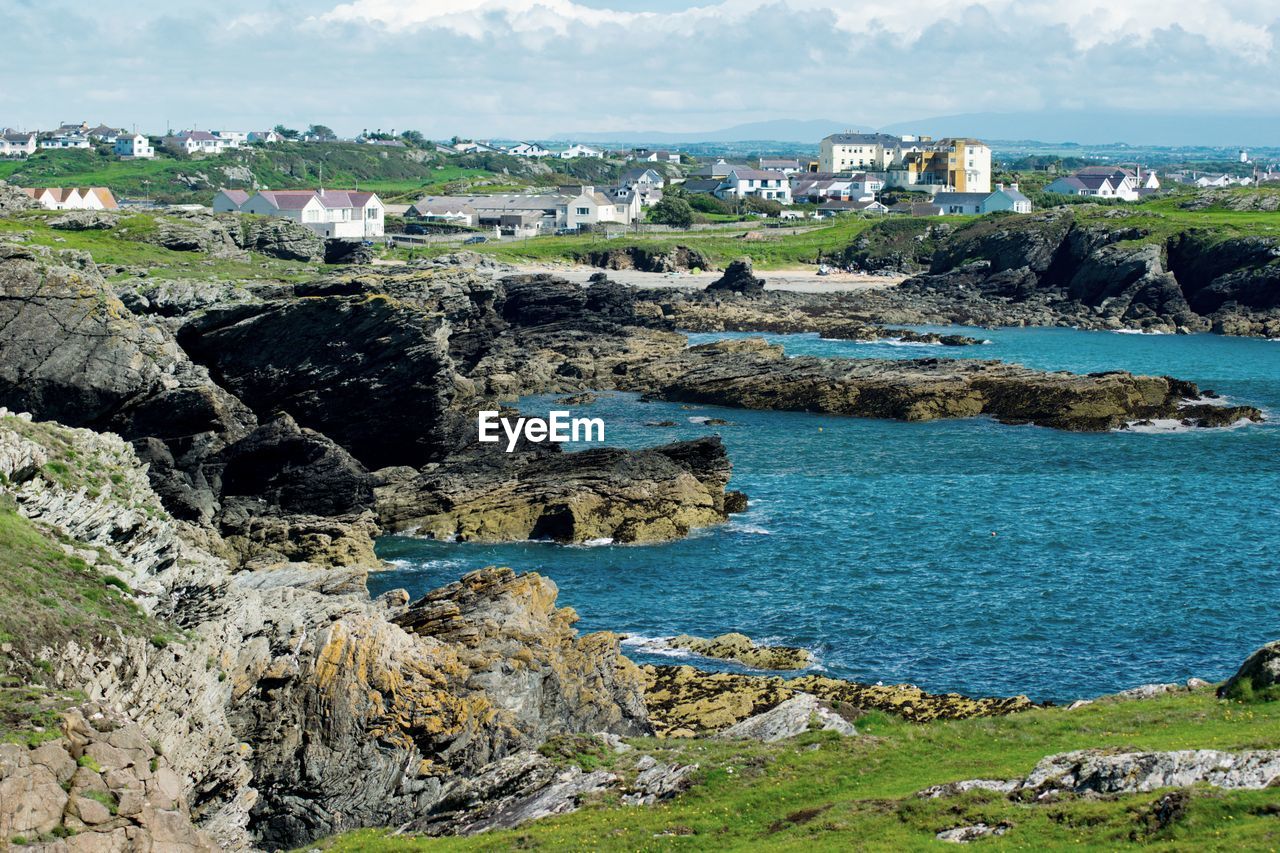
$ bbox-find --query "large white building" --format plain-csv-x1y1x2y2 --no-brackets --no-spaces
165,130,240,155
214,188,384,239
0,132,37,157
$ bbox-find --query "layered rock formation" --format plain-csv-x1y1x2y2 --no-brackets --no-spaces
0,413,651,849
641,665,1035,737
667,632,815,670
622,338,1261,432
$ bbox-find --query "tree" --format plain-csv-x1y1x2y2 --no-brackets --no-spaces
273,124,300,140
307,124,336,141
650,196,695,229
401,129,427,148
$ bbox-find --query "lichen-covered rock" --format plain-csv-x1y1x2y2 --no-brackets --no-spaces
641,664,1033,737
705,257,765,296
375,437,738,544
668,632,814,670
1218,640,1280,701
716,693,856,741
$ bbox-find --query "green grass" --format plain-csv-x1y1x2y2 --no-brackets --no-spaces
0,210,318,282
0,503,154,745
307,690,1280,851
442,215,930,270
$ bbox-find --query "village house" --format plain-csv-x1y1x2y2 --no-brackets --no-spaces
689,158,750,179
819,133,918,172
405,199,479,227
559,144,605,159
408,186,638,236
931,191,989,215
165,130,239,155
215,188,384,239
508,142,553,158
87,125,123,143
630,149,680,163
1044,167,1159,201
113,134,154,159
714,169,793,204
886,139,992,193
214,131,250,145
888,201,944,217
678,179,723,196
452,140,500,154
40,134,91,150
759,158,803,175
817,199,889,217
615,167,665,207
21,187,118,211
248,130,283,144
0,132,37,157
982,184,1032,213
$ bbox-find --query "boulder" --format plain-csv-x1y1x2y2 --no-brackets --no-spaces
668,632,814,670
1218,640,1280,701
716,693,856,742
706,257,765,296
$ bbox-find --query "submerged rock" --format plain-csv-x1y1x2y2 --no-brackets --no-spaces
668,632,814,670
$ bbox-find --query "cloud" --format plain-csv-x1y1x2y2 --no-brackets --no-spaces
3,0,1279,141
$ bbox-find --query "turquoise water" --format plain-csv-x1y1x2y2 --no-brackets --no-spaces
374,327,1280,703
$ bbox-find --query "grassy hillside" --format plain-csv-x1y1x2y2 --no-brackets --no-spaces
0,143,630,205
310,688,1280,851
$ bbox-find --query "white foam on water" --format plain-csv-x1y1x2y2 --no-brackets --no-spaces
619,635,697,661
570,537,615,548
1112,328,1168,335
729,522,772,535
687,416,710,423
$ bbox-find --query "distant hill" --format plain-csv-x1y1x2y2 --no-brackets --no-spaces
880,111,1280,148
558,119,861,145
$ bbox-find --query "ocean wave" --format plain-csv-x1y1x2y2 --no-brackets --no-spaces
729,522,772,535
1112,328,1168,335
687,416,710,423
567,537,615,548
1118,416,1259,434
619,634,698,661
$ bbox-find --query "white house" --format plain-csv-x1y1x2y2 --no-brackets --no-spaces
406,199,478,227
215,131,249,145
165,130,239,155
615,167,665,207
932,192,989,215
247,130,283,144
1044,167,1158,201
113,134,154,159
981,184,1032,214
560,144,604,159
630,149,680,163
714,169,793,204
0,132,37,157
452,140,500,154
219,188,384,239
87,125,122,143
20,187,118,211
41,134,91,150
508,142,553,158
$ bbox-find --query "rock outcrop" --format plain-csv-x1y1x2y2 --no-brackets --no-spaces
0,414,652,849
641,664,1034,737
0,180,38,213
1218,640,1280,701
375,437,740,544
715,693,857,741
705,257,765,296
586,245,712,273
668,632,814,670
921,748,1280,800
623,338,1261,432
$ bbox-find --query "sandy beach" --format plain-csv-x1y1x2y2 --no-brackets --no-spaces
511,264,905,293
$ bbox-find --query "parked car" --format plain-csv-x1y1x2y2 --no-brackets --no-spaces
464,236,488,245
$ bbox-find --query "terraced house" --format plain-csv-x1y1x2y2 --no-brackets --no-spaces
214,188,385,239
714,169,793,204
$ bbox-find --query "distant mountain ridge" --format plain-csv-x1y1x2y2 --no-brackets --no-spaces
557,112,1280,148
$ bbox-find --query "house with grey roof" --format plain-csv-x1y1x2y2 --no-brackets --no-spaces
217,188,384,238
0,132,37,157
714,169,793,205
930,192,989,215
981,184,1032,214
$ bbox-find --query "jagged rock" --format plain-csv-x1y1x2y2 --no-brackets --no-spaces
1112,682,1183,700
1219,640,1280,700
922,748,1280,803
239,216,323,261
324,238,375,264
716,693,856,742
49,210,118,231
623,337,1252,432
668,632,814,670
586,245,711,273
621,755,699,805
641,664,1033,737
0,180,38,213
937,824,1008,843
706,257,765,296
420,751,618,836
374,438,736,544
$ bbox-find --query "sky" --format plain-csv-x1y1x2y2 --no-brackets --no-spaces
4,0,1279,144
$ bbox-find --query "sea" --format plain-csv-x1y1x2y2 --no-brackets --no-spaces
372,326,1280,703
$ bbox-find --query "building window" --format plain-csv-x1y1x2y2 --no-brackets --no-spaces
576,207,590,215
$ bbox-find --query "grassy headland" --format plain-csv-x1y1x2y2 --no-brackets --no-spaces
309,689,1280,851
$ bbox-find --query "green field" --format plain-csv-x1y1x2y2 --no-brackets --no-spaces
309,689,1280,851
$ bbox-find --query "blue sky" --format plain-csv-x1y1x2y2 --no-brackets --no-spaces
4,0,1278,142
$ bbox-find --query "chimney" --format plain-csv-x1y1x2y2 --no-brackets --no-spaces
1011,182,1019,191
996,182,1004,191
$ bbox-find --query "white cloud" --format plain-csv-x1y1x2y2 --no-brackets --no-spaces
319,0,646,36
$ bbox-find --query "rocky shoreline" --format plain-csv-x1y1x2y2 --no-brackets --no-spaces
2,227,1276,848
